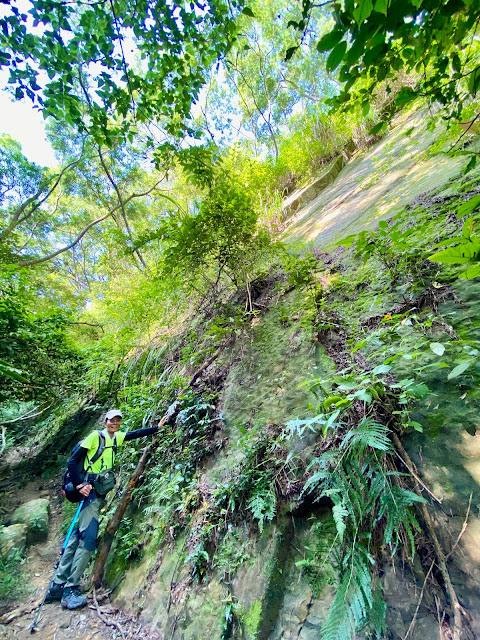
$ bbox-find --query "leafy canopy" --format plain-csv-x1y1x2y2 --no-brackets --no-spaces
0,0,247,145
137,169,271,291
290,0,480,122
0,267,81,402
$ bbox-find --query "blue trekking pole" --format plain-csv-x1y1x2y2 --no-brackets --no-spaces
30,500,85,633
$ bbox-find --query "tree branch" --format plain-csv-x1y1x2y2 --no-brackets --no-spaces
15,212,112,267
97,148,147,269
0,156,84,243
14,180,164,267
233,61,279,158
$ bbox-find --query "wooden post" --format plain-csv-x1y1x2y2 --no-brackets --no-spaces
90,344,227,586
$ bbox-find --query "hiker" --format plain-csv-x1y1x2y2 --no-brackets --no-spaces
46,409,160,610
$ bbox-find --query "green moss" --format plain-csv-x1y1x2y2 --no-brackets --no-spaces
299,518,337,598
222,289,334,440
240,600,262,639
0,550,26,601
213,527,251,580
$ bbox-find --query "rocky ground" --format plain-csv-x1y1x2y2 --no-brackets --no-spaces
0,474,160,640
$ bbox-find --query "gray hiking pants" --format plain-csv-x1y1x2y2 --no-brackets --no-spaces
54,491,105,588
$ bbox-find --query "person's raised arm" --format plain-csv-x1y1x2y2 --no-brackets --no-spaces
123,425,159,441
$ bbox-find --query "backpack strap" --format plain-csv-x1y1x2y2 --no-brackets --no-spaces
85,431,118,471
86,431,106,469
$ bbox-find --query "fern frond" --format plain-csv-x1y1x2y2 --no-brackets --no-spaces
342,418,392,453
248,490,276,533
368,583,386,638
322,542,373,640
379,485,424,553
303,408,423,640
321,572,353,640
303,469,329,495
332,502,349,542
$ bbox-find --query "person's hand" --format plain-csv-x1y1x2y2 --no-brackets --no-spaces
76,483,92,497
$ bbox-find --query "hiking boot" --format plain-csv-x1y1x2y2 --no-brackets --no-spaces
61,586,87,610
45,581,65,602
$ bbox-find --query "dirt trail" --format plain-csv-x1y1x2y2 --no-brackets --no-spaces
0,476,159,640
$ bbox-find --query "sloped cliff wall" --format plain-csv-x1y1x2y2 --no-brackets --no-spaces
108,110,480,640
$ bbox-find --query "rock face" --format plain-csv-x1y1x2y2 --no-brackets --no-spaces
11,498,50,544
108,109,480,639
0,523,27,559
282,155,345,219
283,108,468,248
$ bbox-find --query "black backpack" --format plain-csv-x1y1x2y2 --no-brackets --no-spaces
62,431,118,502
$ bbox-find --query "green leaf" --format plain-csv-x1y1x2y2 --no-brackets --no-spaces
395,86,416,107
324,409,341,434
468,66,480,95
353,388,372,403
409,383,430,399
429,342,445,356
369,121,387,136
334,375,358,390
316,29,344,53
429,241,480,264
0,361,29,383
429,236,467,250
460,263,480,279
326,41,347,72
465,155,477,174
374,0,388,14
241,6,255,17
323,395,343,409
406,420,423,432
457,194,480,218
371,364,391,375
336,234,357,249
353,0,374,25
447,362,471,380
332,502,348,542
463,218,475,239
285,46,299,61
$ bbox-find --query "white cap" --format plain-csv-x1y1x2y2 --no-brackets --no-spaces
105,409,123,420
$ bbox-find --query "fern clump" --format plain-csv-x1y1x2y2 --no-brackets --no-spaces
291,393,426,639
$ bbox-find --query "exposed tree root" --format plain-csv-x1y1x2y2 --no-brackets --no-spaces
403,559,436,640
0,600,41,624
92,588,126,640
393,433,465,640
446,494,472,562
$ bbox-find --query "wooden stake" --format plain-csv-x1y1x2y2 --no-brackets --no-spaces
90,343,227,586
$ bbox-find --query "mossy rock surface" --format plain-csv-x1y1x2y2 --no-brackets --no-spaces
221,289,333,438
11,498,50,544
108,104,480,640
284,108,469,249
0,523,27,559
